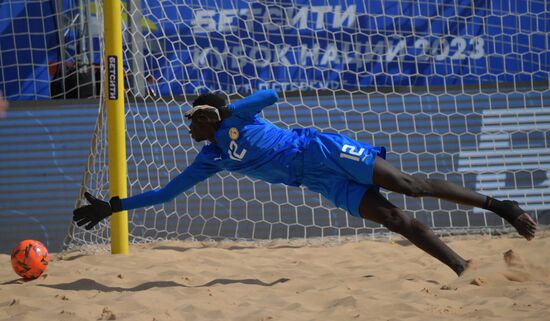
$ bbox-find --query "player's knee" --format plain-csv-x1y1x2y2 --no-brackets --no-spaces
409,217,430,234
396,175,429,197
382,208,410,232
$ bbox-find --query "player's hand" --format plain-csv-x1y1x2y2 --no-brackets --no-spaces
73,192,121,230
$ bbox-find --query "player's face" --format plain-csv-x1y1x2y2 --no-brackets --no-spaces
189,120,216,142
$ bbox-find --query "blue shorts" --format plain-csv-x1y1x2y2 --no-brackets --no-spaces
297,133,386,217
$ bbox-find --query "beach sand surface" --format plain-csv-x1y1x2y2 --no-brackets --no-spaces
1,231,549,321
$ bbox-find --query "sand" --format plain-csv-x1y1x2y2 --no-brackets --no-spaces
1,231,549,321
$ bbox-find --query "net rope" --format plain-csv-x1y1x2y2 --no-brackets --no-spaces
64,0,549,249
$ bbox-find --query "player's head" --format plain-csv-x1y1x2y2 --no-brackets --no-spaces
193,92,226,109
186,93,227,142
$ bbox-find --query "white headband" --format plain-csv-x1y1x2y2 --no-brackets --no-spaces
184,105,221,121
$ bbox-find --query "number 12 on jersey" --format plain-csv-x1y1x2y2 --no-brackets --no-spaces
340,144,365,162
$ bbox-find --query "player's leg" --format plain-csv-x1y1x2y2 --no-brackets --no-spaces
359,188,472,276
372,156,537,240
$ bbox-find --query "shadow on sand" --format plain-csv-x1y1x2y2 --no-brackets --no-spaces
37,277,290,292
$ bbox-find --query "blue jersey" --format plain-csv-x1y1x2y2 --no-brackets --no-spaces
121,89,386,216
121,90,316,210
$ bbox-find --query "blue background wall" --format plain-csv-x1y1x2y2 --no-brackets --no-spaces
0,100,97,253
3,89,548,253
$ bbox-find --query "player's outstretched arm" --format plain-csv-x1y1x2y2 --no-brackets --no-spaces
73,152,221,229
229,89,279,118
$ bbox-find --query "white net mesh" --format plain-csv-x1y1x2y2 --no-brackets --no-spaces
64,0,549,249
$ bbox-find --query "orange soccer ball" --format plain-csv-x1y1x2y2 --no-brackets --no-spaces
10,240,49,279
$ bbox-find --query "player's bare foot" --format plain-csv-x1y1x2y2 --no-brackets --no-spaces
513,213,537,240
499,201,537,240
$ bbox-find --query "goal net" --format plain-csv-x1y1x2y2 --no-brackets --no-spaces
64,0,549,248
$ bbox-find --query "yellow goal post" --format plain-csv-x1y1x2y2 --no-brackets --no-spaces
104,0,128,254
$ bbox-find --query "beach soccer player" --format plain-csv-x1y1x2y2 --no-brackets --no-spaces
73,89,537,276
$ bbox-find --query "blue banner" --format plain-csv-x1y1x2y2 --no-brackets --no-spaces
0,0,548,99
133,0,548,96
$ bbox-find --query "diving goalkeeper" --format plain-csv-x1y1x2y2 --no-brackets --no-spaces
73,89,537,276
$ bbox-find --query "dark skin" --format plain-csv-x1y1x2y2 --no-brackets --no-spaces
190,107,537,276
189,119,218,143
361,156,537,276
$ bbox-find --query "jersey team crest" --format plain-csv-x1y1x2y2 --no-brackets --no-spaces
229,127,239,140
